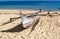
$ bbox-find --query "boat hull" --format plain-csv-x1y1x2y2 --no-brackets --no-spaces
22,16,40,28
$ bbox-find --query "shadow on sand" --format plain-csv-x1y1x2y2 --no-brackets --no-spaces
1,23,25,32
1,18,40,33
27,18,40,35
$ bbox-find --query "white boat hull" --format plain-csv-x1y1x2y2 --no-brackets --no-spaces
21,13,40,28
23,16,40,28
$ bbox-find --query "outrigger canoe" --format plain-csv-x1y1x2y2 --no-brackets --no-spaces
0,12,40,31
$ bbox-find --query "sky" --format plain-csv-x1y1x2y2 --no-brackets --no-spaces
0,0,60,1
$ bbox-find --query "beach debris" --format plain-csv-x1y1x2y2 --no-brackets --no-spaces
20,11,40,28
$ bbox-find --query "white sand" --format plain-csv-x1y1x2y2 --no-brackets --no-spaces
0,9,60,39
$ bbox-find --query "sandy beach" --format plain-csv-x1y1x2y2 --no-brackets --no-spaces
0,9,60,39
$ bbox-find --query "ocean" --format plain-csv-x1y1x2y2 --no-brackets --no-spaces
0,1,60,10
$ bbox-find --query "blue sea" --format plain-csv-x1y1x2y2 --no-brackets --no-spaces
0,1,60,10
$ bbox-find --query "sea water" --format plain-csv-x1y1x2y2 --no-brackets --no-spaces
0,1,60,10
